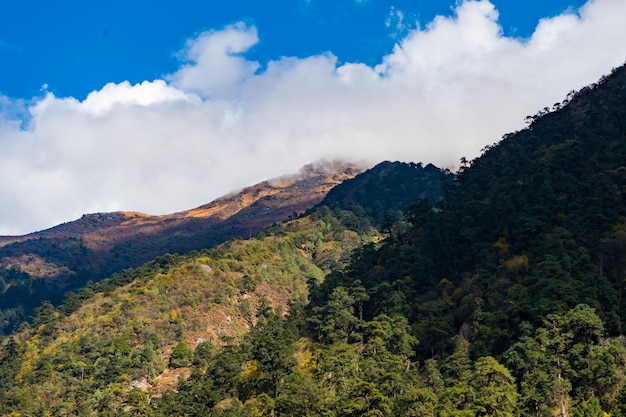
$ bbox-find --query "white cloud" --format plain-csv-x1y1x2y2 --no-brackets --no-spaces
167,22,260,98
78,80,195,115
1,0,626,235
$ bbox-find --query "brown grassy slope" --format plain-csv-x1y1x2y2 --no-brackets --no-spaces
0,161,364,289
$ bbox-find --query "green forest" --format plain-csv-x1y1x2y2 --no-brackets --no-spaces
1,64,626,416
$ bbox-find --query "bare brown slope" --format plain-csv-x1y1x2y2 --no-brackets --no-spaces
0,161,363,290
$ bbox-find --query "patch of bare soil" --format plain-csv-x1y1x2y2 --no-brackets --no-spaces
151,367,192,397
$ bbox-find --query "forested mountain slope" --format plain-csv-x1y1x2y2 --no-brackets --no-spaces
306,64,626,415
315,161,452,229
0,159,452,415
0,207,378,415
1,65,626,416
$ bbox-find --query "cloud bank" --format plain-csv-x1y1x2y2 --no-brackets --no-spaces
1,0,626,235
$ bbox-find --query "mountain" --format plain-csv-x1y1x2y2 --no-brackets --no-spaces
0,208,374,414
315,161,452,229
0,159,452,415
299,64,626,415
3,65,626,417
0,159,451,335
320,64,626,356
0,161,363,332
0,161,364,281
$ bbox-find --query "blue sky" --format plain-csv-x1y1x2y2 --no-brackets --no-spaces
0,0,587,99
0,0,625,235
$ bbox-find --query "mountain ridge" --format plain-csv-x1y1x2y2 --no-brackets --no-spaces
0,160,365,333
0,160,364,242
0,161,364,261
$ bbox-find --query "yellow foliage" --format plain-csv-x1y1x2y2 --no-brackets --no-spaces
16,337,41,382
42,332,76,356
293,338,316,373
240,360,263,381
170,309,177,322
42,343,59,357
214,397,240,412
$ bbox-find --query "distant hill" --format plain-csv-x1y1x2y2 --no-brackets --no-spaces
0,161,363,332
